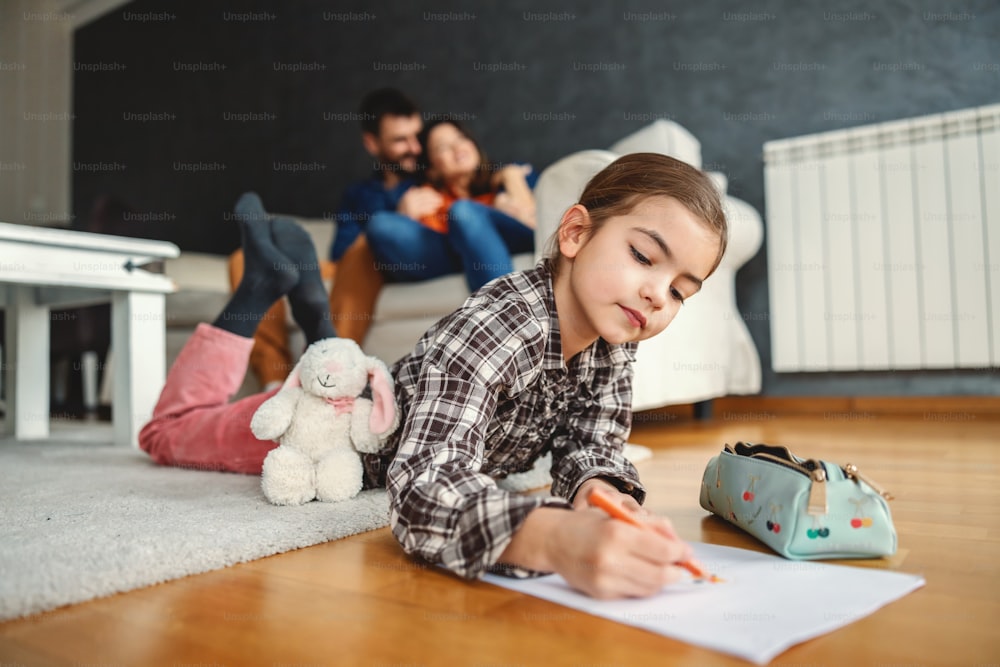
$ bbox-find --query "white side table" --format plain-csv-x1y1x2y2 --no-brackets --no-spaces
0,222,180,447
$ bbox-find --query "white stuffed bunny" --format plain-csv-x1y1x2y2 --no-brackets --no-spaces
250,337,400,505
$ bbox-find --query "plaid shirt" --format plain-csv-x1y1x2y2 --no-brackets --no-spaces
363,261,645,580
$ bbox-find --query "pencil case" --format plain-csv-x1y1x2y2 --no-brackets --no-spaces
698,442,897,560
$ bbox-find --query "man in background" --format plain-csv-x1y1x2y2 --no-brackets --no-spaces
229,88,440,390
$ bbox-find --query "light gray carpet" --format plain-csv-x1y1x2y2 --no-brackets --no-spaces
0,434,651,621
0,440,390,621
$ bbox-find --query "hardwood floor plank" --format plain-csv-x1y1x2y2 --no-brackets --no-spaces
2,412,999,666
0,637,58,666
712,394,1000,417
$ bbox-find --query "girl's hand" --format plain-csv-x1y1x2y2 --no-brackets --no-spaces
573,477,682,542
500,493,694,599
573,477,636,511
545,505,693,599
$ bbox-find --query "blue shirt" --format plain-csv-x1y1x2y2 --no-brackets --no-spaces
330,175,414,261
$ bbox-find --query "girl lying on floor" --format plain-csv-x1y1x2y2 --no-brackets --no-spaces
140,153,728,599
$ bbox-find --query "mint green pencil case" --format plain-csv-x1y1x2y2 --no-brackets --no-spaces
699,442,897,560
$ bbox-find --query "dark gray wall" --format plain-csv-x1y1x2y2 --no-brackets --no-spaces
73,0,1000,396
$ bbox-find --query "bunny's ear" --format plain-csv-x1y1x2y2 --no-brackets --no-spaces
279,358,302,391
366,356,397,435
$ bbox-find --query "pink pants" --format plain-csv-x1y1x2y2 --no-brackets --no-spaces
139,323,280,474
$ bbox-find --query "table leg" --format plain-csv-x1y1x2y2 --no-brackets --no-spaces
111,291,166,447
5,286,50,439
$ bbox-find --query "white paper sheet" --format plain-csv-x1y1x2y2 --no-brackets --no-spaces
484,542,925,664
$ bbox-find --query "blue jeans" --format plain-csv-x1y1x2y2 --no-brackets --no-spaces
366,200,535,291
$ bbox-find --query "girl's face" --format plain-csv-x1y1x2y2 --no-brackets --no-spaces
555,196,721,351
425,123,481,182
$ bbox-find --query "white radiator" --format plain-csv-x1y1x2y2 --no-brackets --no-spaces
763,103,1000,372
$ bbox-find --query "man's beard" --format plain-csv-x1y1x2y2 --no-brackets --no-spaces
375,153,418,175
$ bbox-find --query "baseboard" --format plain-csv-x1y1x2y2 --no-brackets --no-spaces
635,395,1000,422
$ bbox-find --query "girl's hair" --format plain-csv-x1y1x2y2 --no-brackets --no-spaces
416,119,496,196
545,152,728,277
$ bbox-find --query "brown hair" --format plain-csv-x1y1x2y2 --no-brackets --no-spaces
359,88,419,136
416,119,496,196
546,152,728,277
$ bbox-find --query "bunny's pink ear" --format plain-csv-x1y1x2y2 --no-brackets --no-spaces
366,358,396,435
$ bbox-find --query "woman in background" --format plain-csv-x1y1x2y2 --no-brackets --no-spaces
364,118,537,291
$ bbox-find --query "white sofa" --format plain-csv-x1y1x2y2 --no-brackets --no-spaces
162,221,534,398
162,120,762,407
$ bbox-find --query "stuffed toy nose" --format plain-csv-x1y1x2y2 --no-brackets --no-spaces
323,360,343,375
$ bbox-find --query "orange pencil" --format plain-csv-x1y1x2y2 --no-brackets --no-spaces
587,486,722,583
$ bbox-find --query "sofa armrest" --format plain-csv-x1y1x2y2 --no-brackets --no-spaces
163,253,230,327
609,119,703,169
533,150,619,263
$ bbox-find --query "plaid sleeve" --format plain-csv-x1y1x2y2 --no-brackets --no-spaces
549,361,646,505
386,304,572,580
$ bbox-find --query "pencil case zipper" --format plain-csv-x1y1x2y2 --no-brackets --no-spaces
724,442,893,516
843,463,894,501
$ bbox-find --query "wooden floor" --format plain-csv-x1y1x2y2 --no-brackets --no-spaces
1,409,998,666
